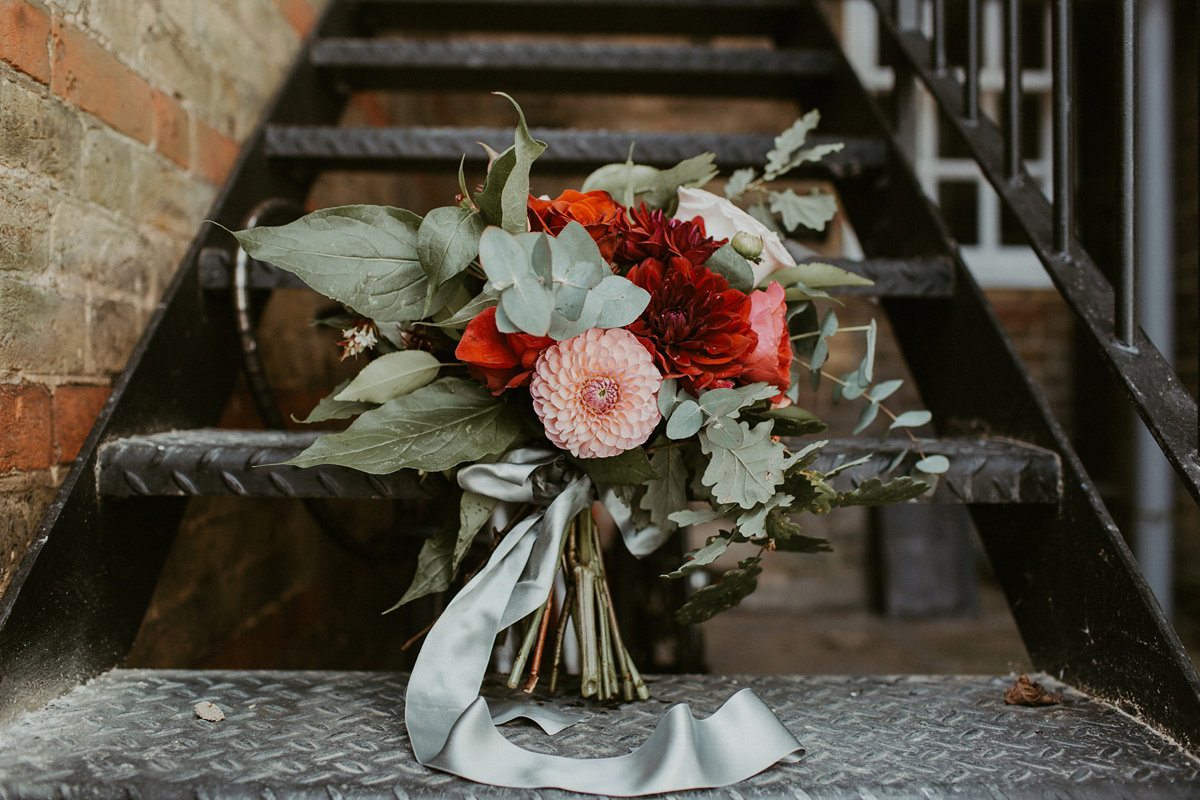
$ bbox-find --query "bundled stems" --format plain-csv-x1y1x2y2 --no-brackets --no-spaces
506,507,648,703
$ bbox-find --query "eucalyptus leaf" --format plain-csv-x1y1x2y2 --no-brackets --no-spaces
293,378,377,424
549,274,649,339
702,244,756,292
666,399,704,439
663,534,733,579
852,400,880,434
769,188,839,232
230,205,434,324
478,226,553,336
915,454,950,474
418,206,485,312
657,378,682,419
733,383,779,405
674,557,763,625
860,318,877,383
834,476,930,507
570,447,659,485
867,379,904,402
285,377,521,473
640,446,689,531
768,262,874,290
548,221,608,321
889,410,933,430
697,388,749,418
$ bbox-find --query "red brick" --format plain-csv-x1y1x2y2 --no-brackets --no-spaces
52,385,110,463
193,117,239,185
50,16,153,144
272,0,316,37
151,89,190,169
0,384,53,471
0,0,50,83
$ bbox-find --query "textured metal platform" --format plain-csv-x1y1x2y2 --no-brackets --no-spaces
263,127,886,175
0,671,1196,799
95,432,1059,503
310,40,838,95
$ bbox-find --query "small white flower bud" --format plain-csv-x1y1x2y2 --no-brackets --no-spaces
731,231,764,260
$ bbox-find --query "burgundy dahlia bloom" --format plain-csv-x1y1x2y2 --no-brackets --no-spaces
616,205,725,269
625,257,757,394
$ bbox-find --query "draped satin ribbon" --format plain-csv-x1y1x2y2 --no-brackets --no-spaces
405,447,804,795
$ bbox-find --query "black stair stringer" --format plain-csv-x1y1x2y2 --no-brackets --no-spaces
797,5,1200,753
0,4,362,727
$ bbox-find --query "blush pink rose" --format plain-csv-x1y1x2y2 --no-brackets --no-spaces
740,281,791,393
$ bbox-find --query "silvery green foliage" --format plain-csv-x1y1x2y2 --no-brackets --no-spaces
478,222,649,340
417,206,486,313
292,378,376,424
473,92,546,234
334,350,441,404
674,557,764,625
581,152,718,212
768,188,839,233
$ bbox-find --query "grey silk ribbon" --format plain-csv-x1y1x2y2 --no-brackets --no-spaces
406,447,804,795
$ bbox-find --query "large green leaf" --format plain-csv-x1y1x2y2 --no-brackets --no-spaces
425,285,501,329
387,524,457,611
581,161,661,201
699,421,790,509
674,557,763,625
640,446,688,530
231,205,435,323
768,262,874,290
334,350,441,404
286,377,521,473
417,206,485,312
292,378,376,424
498,93,547,233
475,146,517,228
570,446,659,485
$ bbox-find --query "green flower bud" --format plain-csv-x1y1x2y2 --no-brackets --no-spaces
731,231,763,260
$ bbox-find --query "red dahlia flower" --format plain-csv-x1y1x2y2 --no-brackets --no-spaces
527,190,626,262
455,307,554,395
616,205,725,269
626,258,757,394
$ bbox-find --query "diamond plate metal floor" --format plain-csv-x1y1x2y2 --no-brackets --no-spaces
0,671,1196,799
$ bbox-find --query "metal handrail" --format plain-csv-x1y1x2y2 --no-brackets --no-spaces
870,0,1200,511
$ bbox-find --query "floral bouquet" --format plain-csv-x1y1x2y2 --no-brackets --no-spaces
229,95,939,794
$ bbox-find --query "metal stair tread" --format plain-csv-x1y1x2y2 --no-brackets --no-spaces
96,430,1060,503
310,39,838,95
263,125,886,173
352,0,808,36
1,670,1195,799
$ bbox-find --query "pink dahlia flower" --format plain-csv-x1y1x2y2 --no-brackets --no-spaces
529,328,663,459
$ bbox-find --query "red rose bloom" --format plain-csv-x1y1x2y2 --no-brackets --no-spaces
741,281,792,395
527,190,626,262
616,205,725,269
455,306,553,395
626,258,757,394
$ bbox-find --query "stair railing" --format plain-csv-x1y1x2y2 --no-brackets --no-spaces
877,0,1199,508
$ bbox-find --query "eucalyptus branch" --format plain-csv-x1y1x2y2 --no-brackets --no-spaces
793,357,927,459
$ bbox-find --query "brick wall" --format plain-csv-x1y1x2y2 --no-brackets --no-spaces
0,0,321,594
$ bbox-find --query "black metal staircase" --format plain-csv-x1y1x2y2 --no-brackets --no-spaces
2,0,1198,797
